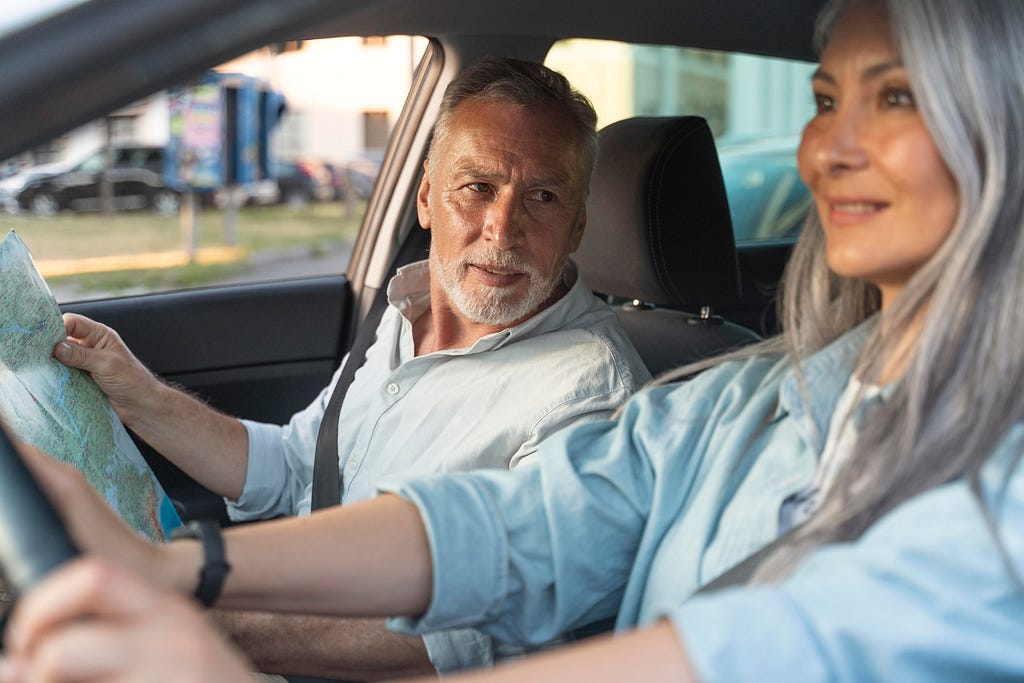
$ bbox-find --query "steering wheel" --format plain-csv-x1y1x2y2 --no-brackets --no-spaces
0,425,79,599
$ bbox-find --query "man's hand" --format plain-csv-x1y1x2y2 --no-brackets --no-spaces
0,559,252,683
52,313,250,501
53,313,162,427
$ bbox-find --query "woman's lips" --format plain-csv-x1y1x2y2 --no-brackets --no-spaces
826,198,890,226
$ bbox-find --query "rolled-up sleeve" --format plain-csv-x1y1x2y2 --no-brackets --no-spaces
226,419,292,521
383,472,514,633
673,445,1024,682
227,363,345,520
420,628,498,673
382,410,660,646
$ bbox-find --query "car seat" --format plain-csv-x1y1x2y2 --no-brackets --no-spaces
575,116,761,377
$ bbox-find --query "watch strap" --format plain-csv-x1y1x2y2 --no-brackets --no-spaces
172,519,231,607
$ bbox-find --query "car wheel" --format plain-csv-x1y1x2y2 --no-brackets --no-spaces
29,192,59,217
151,189,181,216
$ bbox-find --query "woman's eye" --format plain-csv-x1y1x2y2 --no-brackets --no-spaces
883,87,915,108
813,92,835,114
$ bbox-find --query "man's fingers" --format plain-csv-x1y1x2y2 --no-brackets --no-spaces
60,313,106,346
51,339,89,370
56,314,123,369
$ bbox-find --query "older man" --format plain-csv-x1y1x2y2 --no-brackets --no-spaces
54,56,649,679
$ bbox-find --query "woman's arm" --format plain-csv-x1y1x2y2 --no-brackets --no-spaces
0,559,696,683
18,444,435,619
429,621,696,683
212,495,433,616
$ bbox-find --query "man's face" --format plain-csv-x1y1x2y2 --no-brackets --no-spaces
417,98,588,327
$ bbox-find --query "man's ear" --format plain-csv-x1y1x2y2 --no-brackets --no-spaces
416,159,432,230
568,204,587,252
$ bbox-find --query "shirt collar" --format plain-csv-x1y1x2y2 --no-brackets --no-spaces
777,318,877,454
385,258,594,354
387,259,433,321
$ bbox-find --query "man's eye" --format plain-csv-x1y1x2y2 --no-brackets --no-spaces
882,87,915,109
813,92,835,114
530,189,556,202
468,182,491,193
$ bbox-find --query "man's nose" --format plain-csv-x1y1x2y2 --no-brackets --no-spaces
482,192,524,250
813,105,869,176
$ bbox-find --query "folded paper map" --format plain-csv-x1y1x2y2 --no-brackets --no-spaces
0,230,181,541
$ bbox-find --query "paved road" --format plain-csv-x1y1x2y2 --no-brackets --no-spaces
208,241,355,286
51,241,355,302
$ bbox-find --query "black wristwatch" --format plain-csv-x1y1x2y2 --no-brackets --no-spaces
170,519,231,607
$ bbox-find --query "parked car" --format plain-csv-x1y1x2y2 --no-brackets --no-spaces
272,159,334,207
323,159,379,201
0,160,70,214
718,136,812,243
208,178,280,209
16,145,181,216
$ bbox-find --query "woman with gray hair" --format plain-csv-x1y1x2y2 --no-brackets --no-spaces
2,0,1023,680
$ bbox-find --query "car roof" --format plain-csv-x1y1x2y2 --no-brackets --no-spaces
0,0,825,162
302,0,824,61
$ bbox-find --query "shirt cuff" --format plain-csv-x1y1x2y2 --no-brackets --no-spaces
670,587,829,683
421,628,495,674
225,420,287,521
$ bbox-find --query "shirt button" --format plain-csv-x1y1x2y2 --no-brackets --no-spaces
386,382,400,395
347,460,358,471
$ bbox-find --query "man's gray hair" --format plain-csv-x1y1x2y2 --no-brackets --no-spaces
429,56,599,186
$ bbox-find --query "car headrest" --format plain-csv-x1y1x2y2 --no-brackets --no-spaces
575,116,740,309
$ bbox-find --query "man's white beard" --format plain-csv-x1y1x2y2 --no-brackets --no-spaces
431,246,562,326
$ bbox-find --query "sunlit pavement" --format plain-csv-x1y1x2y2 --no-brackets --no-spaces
43,241,354,302
36,246,248,278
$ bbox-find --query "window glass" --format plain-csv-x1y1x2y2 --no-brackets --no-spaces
4,36,428,302
546,40,816,243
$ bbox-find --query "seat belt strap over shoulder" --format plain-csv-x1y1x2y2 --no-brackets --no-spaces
309,227,430,511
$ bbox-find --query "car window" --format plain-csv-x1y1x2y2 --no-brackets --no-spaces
76,151,106,173
0,0,87,37
3,35,428,302
545,40,816,244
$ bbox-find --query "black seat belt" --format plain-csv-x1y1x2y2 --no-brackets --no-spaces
309,227,430,511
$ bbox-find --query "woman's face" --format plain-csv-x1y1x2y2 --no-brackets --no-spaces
797,0,959,308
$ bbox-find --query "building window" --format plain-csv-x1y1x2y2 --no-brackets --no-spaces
108,115,138,145
362,111,390,151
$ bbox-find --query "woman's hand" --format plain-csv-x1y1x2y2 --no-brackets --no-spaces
16,445,161,579
0,559,252,683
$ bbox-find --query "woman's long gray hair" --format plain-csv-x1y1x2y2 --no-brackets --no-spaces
663,0,1024,582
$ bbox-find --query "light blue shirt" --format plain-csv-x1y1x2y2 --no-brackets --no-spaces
385,322,1024,680
227,258,650,671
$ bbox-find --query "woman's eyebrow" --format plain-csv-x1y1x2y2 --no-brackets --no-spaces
812,59,904,85
862,59,904,80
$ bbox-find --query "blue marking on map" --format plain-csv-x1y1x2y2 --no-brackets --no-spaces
0,322,33,335
52,364,86,448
